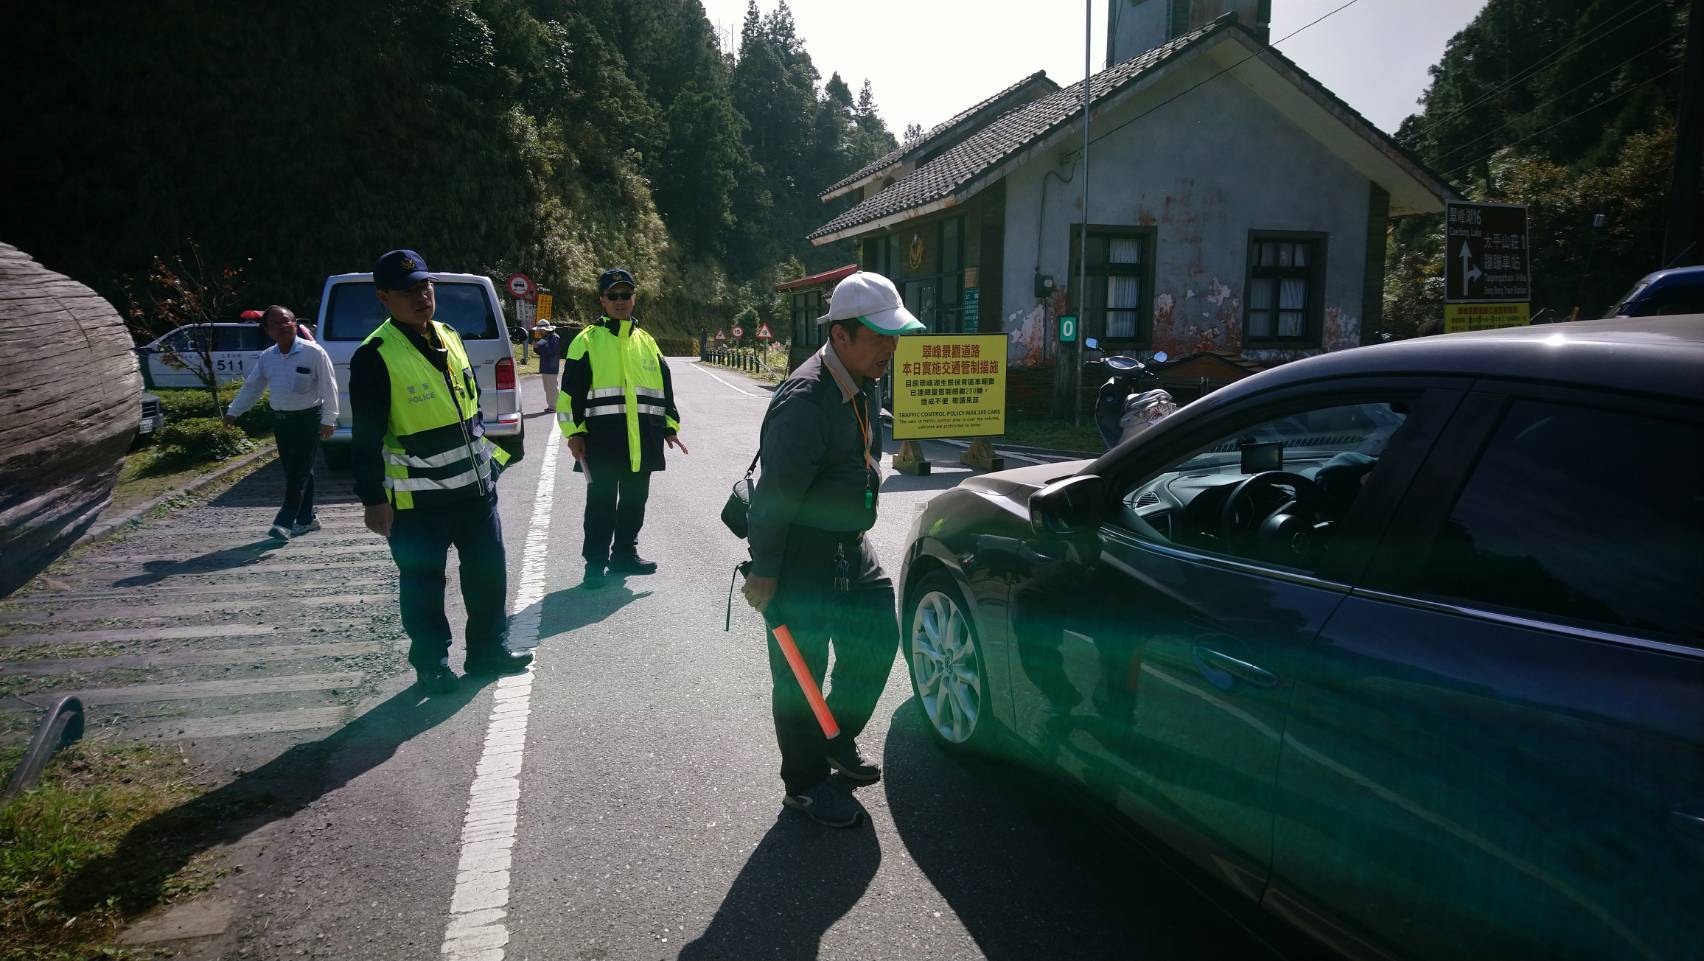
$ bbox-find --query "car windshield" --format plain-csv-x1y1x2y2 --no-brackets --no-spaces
322,281,499,341
1174,401,1407,472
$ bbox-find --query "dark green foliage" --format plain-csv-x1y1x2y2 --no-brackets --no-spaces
0,0,898,341
152,419,256,471
1382,0,1691,333
652,336,701,357
153,387,273,438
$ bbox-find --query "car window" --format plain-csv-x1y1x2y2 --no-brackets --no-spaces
1116,400,1410,571
165,326,212,353
215,325,265,351
1625,278,1704,317
1413,400,1704,643
322,281,499,341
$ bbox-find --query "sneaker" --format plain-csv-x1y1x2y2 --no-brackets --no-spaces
607,554,658,575
267,524,292,541
583,562,606,589
782,780,864,828
291,517,321,536
414,662,458,695
825,740,881,785
463,648,533,675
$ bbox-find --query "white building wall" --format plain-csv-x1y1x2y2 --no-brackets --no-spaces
1000,75,1372,367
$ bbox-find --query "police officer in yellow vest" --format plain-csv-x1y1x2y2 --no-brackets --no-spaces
352,249,533,693
558,268,687,588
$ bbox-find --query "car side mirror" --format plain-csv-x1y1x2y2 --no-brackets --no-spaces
1029,475,1106,536
1084,337,1100,350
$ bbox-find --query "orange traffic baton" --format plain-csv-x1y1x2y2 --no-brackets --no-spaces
771,624,840,740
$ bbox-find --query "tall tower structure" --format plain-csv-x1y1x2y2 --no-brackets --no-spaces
1108,0,1271,65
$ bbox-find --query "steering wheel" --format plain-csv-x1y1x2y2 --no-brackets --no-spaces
1217,471,1324,543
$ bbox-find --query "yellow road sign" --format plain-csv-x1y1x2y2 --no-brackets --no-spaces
1444,302,1528,333
535,292,554,321
892,334,1008,440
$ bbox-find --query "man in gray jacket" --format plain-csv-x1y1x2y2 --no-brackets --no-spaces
742,271,923,828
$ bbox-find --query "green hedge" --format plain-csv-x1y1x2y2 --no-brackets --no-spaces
152,387,273,438
151,418,256,470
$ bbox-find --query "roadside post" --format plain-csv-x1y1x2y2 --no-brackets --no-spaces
508,272,537,361
1444,201,1531,333
891,333,1009,475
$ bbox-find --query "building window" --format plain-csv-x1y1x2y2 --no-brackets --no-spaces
1245,232,1326,345
1069,227,1156,344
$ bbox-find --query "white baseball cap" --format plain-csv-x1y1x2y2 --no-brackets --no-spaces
817,271,926,334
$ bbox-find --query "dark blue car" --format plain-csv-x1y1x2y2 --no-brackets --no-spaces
897,316,1704,961
1605,266,1704,318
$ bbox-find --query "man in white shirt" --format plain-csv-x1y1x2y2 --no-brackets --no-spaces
224,306,339,540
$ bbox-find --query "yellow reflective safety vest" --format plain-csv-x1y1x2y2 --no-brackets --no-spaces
365,318,510,509
557,317,679,472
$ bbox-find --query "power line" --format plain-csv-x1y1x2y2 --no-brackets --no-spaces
1087,0,1372,150
1410,0,1670,137
1438,62,1682,180
1428,33,1680,170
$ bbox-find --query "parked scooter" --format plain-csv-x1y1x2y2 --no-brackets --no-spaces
1083,338,1178,449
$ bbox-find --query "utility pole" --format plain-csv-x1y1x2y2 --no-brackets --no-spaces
1665,0,1703,267
1076,0,1090,424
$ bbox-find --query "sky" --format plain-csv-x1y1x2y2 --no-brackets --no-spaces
696,0,1490,137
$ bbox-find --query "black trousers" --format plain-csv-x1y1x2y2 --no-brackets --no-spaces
583,465,651,564
272,407,321,528
765,529,899,795
388,492,509,669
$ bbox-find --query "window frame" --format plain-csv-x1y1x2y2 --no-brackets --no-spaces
1243,230,1328,347
1068,224,1158,347
1361,381,1704,648
1100,377,1465,584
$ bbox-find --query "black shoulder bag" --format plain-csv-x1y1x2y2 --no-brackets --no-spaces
722,406,771,630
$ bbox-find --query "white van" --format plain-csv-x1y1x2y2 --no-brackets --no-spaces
138,323,267,389
315,272,523,465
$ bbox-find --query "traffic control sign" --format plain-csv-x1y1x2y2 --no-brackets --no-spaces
755,323,772,341
714,330,726,341
506,273,536,302
731,325,745,339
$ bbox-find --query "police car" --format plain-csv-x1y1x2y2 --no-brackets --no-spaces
136,322,267,389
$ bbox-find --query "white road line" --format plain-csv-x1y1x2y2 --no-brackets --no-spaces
687,360,769,398
440,419,559,961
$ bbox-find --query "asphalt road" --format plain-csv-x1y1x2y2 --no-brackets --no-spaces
8,360,1281,960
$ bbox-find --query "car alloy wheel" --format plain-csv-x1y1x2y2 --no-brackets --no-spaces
908,575,986,746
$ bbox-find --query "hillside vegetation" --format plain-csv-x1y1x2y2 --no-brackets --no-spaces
0,0,895,340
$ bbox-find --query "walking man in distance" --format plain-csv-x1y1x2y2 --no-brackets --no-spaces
351,249,533,694
742,271,922,827
224,305,336,541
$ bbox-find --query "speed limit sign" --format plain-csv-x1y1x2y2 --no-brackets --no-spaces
506,272,536,302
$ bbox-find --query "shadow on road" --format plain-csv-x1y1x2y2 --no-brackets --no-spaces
676,813,880,961
508,583,650,652
880,699,1277,961
113,539,286,587
59,679,487,917
879,467,976,495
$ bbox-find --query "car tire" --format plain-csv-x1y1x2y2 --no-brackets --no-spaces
321,444,351,471
904,571,996,753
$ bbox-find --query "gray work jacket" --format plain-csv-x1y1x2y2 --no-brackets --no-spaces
747,344,883,579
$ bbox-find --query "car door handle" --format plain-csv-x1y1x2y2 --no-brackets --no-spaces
1192,645,1278,690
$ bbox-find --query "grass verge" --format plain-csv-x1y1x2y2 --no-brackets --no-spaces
995,414,1102,455
0,739,225,961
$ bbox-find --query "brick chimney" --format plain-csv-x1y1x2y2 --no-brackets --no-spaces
1108,0,1271,66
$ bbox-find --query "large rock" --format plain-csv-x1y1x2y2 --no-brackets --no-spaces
0,242,141,597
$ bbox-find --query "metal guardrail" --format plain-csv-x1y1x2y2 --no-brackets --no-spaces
1,695,85,803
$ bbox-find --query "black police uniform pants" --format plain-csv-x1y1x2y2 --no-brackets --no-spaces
583,465,651,564
765,530,899,795
271,406,322,529
388,492,509,669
